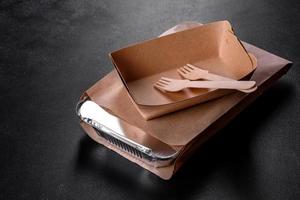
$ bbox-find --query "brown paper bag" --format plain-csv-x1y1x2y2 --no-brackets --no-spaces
79,22,292,179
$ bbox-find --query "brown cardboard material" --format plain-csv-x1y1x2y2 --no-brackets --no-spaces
79,22,292,180
110,21,257,119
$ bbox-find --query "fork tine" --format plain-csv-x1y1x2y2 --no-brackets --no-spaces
187,64,209,73
157,81,168,87
177,69,186,77
179,67,186,73
178,67,189,74
186,63,198,69
161,77,172,82
177,68,184,74
183,66,192,72
178,68,189,76
158,79,169,85
182,67,190,74
185,64,196,70
156,81,167,87
154,83,166,92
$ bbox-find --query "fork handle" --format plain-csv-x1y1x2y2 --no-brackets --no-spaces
203,73,233,81
186,66,254,92
186,80,256,90
195,71,256,93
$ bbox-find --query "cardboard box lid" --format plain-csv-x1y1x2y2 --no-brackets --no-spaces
110,21,257,119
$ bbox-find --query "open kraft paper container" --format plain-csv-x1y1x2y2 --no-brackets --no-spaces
79,21,292,180
110,21,257,120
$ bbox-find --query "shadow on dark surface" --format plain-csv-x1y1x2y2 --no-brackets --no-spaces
74,81,295,199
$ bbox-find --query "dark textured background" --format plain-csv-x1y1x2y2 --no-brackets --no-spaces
1,0,299,199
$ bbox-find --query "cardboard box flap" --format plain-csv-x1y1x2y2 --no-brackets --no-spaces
110,21,256,107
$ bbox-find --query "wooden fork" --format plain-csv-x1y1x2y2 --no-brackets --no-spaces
177,64,211,81
154,77,256,93
177,63,257,93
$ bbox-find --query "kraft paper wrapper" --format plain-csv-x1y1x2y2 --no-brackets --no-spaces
80,22,292,180
110,21,257,120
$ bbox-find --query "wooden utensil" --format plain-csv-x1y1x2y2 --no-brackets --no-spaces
154,77,257,93
177,63,258,93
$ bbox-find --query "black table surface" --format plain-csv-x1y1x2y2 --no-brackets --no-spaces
1,0,299,199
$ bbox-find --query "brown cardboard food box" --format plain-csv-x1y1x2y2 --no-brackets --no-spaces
110,21,257,120
78,22,292,180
